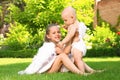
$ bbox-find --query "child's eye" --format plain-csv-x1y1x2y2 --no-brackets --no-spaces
57,31,60,33
64,19,67,22
53,32,55,34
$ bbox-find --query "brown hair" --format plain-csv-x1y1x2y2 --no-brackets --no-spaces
44,24,60,42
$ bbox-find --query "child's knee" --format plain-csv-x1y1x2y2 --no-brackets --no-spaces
59,53,66,59
73,53,83,59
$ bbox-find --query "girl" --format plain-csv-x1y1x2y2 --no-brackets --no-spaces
18,24,85,75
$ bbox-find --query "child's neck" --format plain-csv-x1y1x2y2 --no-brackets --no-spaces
52,41,59,46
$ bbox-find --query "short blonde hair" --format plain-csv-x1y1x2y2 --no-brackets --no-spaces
62,6,76,18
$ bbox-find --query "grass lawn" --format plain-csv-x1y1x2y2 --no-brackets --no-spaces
0,57,120,80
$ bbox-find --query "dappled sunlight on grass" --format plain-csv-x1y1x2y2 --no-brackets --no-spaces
0,58,32,66
84,57,120,62
0,57,120,80
0,57,120,66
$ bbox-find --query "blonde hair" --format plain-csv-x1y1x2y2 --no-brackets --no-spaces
62,6,76,18
44,24,60,42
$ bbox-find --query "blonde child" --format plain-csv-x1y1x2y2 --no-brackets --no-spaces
58,6,101,73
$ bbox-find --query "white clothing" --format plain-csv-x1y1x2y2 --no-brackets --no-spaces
18,42,57,74
71,22,87,56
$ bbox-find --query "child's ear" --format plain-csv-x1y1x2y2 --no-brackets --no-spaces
47,35,50,39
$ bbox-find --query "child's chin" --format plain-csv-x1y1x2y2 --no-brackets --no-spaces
56,40,60,42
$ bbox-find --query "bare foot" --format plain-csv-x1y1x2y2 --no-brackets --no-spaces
83,73,92,76
96,69,105,73
90,69,105,74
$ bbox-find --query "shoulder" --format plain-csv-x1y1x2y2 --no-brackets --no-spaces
69,24,74,28
69,24,77,30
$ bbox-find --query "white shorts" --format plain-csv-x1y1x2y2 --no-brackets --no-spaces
71,40,87,56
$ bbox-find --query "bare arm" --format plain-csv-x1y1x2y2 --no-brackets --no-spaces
56,41,71,55
63,41,71,55
62,25,76,44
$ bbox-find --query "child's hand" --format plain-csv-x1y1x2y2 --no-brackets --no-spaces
57,42,63,49
55,47,63,55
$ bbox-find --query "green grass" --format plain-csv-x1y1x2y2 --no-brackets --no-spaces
0,57,120,80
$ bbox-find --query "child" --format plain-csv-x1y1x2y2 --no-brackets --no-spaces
18,24,85,75
58,6,101,73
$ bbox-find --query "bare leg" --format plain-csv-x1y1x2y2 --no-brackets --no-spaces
48,53,84,75
72,48,85,73
83,60,104,73
71,48,103,74
47,56,62,73
83,62,95,73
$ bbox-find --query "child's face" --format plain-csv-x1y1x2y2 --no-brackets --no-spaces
47,26,61,43
62,13,75,27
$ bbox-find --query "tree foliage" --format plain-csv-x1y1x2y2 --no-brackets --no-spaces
0,6,2,27
70,0,94,26
1,0,95,51
9,0,67,34
8,0,94,34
